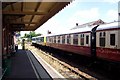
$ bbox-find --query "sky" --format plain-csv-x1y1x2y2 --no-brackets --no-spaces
21,0,120,36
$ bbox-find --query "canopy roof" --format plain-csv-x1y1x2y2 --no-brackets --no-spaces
2,2,71,31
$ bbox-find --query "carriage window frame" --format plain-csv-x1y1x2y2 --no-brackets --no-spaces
110,34,115,46
57,36,60,43
73,34,78,45
103,32,106,36
67,35,70,44
83,34,84,37
99,32,106,47
100,32,102,37
80,34,84,45
40,37,44,42
62,35,65,44
47,37,50,42
49,37,52,43
52,36,54,43
86,35,89,44
54,36,56,43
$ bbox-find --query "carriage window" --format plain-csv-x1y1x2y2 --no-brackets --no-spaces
32,38,35,41
73,34,78,45
86,35,89,44
54,36,56,43
99,32,105,47
100,38,105,47
52,37,54,43
81,34,82,37
36,37,39,42
67,35,70,44
49,37,52,43
58,36,60,43
103,32,106,36
62,35,65,44
40,37,44,42
81,34,84,45
47,37,50,42
100,32,102,37
110,34,115,46
83,34,84,37
49,37,51,42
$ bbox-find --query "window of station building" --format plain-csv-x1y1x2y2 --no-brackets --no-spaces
99,32,106,47
86,35,89,44
62,35,65,44
67,35,70,44
73,34,78,45
110,34,115,46
81,34,84,45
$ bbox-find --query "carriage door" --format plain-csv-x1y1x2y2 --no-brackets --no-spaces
91,25,99,58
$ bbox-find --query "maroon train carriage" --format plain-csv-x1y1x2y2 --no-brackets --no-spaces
95,22,120,63
32,22,120,63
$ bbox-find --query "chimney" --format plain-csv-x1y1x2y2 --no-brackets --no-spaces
76,23,78,26
48,30,51,34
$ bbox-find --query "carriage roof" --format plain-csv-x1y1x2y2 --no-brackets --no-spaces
33,21,119,38
32,35,45,39
97,21,119,30
47,25,93,37
47,22,119,37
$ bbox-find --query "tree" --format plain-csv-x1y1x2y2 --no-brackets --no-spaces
23,31,42,39
29,31,36,38
36,33,42,36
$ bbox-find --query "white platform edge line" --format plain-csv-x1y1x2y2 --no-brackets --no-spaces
30,50,66,79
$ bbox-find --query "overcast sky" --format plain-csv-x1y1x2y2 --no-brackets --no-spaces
21,0,119,36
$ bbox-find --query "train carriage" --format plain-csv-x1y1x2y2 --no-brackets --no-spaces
32,21,120,63
45,25,93,56
32,36,46,46
95,22,120,62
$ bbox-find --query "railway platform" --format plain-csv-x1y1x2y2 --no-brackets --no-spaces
3,49,63,80
1,2,71,79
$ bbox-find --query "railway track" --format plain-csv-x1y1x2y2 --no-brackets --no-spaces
36,45,120,80
26,44,97,80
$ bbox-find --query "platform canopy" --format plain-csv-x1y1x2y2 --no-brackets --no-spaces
2,2,71,31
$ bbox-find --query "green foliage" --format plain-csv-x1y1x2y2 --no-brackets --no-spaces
30,31,36,38
36,33,42,36
23,31,42,39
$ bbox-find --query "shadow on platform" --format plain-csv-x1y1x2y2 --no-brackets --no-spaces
4,50,38,80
